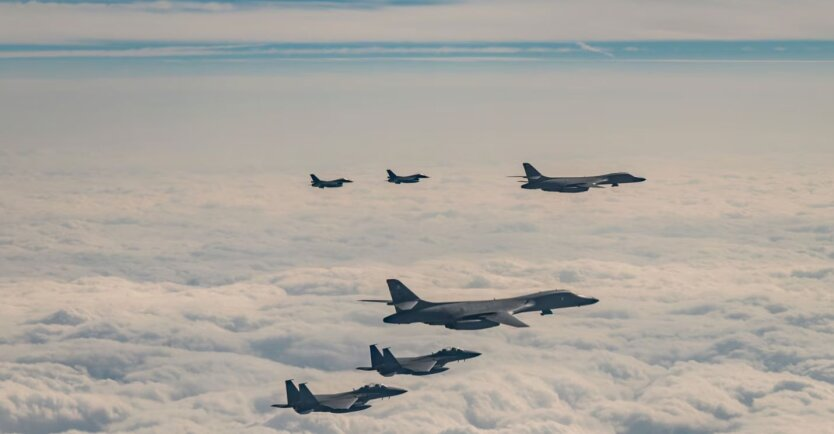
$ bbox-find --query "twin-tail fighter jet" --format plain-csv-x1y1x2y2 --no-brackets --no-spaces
357,345,480,376
512,162,646,193
272,380,406,414
361,279,598,330
310,174,352,189
386,169,430,184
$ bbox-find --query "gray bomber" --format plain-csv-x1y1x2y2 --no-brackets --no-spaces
357,345,480,376
362,279,598,330
310,174,353,188
272,380,406,414
387,169,429,184
513,162,645,193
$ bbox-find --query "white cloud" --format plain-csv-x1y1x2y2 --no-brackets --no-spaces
1,144,834,432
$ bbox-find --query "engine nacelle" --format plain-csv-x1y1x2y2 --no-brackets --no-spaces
445,319,499,330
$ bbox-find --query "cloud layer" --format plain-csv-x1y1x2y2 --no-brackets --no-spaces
1,145,833,433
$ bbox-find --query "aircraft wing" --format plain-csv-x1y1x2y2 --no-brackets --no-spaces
483,311,529,328
319,395,359,411
401,358,438,373
565,181,604,189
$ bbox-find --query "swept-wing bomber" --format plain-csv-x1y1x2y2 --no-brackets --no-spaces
512,162,645,193
361,279,598,330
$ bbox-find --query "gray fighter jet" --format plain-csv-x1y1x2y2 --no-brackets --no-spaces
387,169,429,184
512,162,645,193
310,174,352,188
361,279,598,330
357,345,480,376
271,380,406,414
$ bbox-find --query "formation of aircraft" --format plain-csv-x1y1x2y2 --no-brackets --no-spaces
361,279,598,330
357,345,480,376
309,163,645,194
280,160,630,414
510,162,646,193
272,380,406,414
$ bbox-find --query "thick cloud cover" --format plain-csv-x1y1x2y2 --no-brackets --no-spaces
1,145,833,433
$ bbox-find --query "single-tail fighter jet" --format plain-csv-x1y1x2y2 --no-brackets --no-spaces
271,380,406,414
310,174,352,188
357,345,480,376
361,279,598,330
387,169,429,184
511,162,645,193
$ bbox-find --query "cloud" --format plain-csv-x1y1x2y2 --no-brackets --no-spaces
576,41,614,58
1,150,834,433
0,54,833,433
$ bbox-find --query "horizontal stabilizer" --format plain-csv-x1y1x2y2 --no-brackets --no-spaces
484,311,529,328
359,299,394,304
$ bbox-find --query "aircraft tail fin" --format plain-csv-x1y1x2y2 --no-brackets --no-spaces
523,163,543,179
386,279,422,311
386,169,397,179
382,348,401,367
370,344,384,367
310,174,320,183
285,380,299,405
298,383,318,405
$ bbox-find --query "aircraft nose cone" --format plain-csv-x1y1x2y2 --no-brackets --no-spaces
635,177,646,182
466,351,482,359
388,387,407,396
588,297,599,305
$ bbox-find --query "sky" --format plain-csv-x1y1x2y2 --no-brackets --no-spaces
1,1,834,434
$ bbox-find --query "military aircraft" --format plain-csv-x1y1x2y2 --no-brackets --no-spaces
387,169,429,184
511,162,645,193
310,174,352,188
361,279,598,330
271,380,406,414
357,345,480,376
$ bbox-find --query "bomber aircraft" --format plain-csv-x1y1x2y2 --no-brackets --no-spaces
511,162,645,193
310,174,352,188
387,169,429,184
357,344,480,376
272,380,406,414
361,279,598,330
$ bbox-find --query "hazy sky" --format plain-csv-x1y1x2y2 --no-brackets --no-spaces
1,1,833,433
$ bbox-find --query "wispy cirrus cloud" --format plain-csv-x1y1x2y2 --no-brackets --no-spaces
2,0,834,44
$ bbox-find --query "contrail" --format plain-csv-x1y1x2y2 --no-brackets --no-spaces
576,41,614,58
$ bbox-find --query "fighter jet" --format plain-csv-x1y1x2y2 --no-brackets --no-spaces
387,169,429,184
310,174,352,188
271,380,406,414
512,162,645,193
361,279,598,330
357,345,480,376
